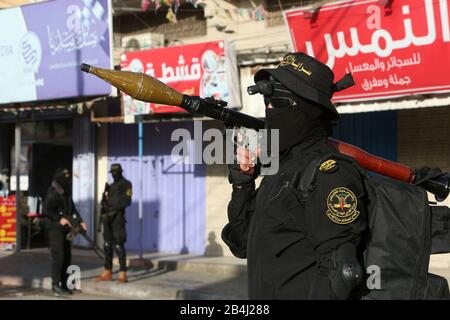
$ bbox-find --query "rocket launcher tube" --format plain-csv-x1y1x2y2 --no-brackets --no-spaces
326,138,414,183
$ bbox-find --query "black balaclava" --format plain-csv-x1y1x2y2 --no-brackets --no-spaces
111,171,123,182
53,168,71,194
264,80,333,155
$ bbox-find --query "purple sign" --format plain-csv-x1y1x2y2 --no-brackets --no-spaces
0,0,112,104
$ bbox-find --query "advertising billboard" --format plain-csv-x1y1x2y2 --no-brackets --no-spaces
0,0,113,104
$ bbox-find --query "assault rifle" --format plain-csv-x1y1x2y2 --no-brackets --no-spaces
65,212,105,260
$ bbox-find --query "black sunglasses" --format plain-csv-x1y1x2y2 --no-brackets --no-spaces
264,96,298,108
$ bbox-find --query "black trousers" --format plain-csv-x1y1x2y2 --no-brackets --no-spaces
48,224,71,286
102,211,127,271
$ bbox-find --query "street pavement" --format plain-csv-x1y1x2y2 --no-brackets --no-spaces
0,248,248,300
0,286,116,300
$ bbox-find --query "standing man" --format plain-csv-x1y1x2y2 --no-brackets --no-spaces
96,163,132,283
222,52,368,299
43,168,87,295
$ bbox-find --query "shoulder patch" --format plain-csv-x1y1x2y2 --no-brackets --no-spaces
326,187,360,224
126,189,133,197
319,159,337,173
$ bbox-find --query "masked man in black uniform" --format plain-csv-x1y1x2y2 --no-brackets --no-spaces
43,168,87,295
96,163,132,283
222,52,368,300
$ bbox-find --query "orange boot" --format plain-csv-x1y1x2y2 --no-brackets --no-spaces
117,271,128,284
96,269,113,281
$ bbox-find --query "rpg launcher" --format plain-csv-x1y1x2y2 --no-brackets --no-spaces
80,63,450,201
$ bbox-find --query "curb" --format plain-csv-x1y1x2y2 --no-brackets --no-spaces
0,275,247,300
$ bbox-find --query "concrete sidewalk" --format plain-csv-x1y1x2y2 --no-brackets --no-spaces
0,248,248,300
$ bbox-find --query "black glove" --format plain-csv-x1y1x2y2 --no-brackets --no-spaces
228,163,260,187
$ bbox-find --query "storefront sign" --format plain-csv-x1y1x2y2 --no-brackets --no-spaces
285,0,450,102
0,196,16,244
120,40,240,114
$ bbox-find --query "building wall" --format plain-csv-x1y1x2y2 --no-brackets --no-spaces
72,114,96,246
398,106,450,173
166,1,290,52
204,162,232,257
95,123,109,248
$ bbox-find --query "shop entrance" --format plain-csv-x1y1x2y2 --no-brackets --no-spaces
8,118,73,249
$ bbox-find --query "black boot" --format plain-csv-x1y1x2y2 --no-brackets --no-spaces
61,285,74,295
52,284,71,296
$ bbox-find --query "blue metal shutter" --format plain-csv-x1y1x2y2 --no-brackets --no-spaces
108,121,206,254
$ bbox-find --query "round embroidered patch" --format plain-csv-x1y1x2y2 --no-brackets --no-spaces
326,187,360,225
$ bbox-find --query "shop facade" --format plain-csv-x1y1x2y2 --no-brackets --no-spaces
0,0,113,249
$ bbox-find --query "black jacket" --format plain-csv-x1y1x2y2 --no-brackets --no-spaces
222,138,368,299
107,177,132,213
43,186,83,226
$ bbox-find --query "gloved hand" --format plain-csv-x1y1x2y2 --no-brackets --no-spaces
228,147,260,187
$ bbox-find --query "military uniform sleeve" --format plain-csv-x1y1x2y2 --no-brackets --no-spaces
221,182,257,259
304,160,368,299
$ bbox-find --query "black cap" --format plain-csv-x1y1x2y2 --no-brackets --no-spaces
254,52,355,121
109,163,123,173
53,168,70,180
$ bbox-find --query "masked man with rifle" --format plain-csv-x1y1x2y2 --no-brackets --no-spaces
42,168,87,296
96,163,132,283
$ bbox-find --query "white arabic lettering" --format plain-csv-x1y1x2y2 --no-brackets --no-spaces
47,4,98,55
386,52,421,71
160,56,202,83
345,58,386,73
362,77,389,91
145,63,155,77
311,0,443,68
346,52,421,73
362,74,412,91
440,0,450,42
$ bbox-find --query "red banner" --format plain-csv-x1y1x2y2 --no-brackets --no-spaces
0,196,16,244
120,41,233,114
285,0,450,102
